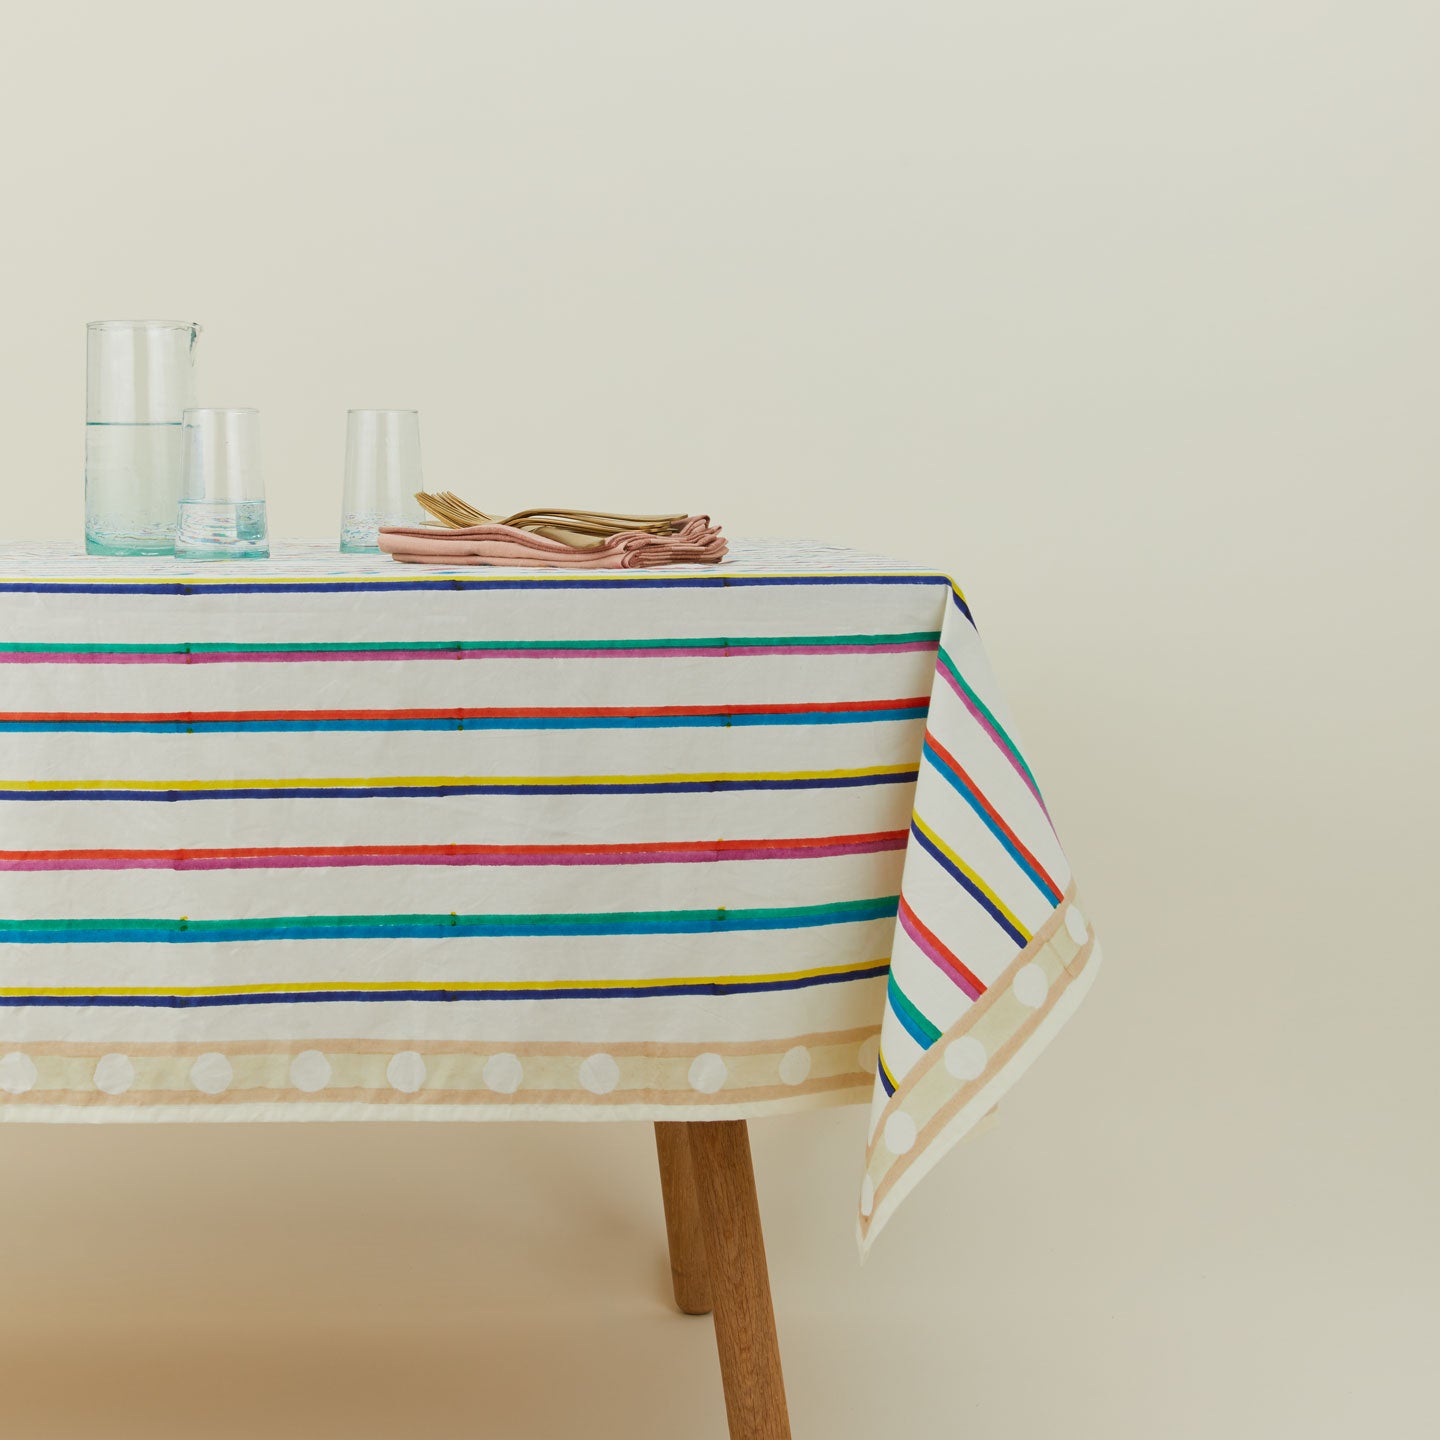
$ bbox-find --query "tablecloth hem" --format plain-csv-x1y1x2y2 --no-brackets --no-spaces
0,1084,872,1127
857,940,1103,1258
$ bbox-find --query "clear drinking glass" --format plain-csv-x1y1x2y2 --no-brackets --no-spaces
85,320,201,555
174,408,270,560
340,409,425,551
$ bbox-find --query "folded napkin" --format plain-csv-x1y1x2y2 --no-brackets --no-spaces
378,515,727,569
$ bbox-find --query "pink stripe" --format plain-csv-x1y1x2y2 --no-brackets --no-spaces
0,641,938,666
0,836,906,873
0,653,193,665
936,662,1047,812
897,903,983,1001
0,651,445,665
716,643,935,658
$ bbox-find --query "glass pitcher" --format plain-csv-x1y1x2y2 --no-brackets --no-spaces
85,320,201,555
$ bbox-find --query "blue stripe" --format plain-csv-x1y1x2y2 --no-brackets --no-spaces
0,771,919,802
0,706,927,735
921,740,1062,904
886,972,941,1050
0,964,892,1008
0,573,954,597
908,821,1029,947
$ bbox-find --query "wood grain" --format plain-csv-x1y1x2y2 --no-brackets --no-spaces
654,1121,714,1315
686,1120,792,1440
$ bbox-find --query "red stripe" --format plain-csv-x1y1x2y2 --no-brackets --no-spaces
924,730,1061,899
898,895,987,997
0,831,909,864
0,698,929,724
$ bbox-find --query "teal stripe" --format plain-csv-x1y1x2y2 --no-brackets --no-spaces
936,646,1040,793
920,739,1062,904
0,705,926,735
0,896,900,945
0,631,941,657
886,970,941,1048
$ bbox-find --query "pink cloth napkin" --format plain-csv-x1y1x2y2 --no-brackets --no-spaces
378,515,727,568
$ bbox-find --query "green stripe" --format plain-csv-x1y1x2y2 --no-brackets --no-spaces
936,646,1040,792
886,970,942,1045
0,631,940,656
0,896,898,938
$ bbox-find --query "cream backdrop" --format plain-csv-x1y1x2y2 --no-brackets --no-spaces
0,3,1435,1437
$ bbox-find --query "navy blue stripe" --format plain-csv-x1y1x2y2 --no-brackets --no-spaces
0,573,953,597
0,964,892,1008
920,740,1063,905
908,821,1029,947
0,706,927,735
0,771,919,803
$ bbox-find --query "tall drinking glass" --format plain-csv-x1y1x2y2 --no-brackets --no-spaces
174,408,270,560
85,319,201,555
340,409,425,552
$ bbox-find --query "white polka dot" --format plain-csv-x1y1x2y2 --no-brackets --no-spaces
857,1033,881,1075
94,1053,135,1095
859,1176,876,1217
1013,964,1049,1009
884,1111,917,1155
778,1046,811,1086
190,1052,233,1094
944,1035,988,1081
0,1051,37,1095
289,1050,331,1093
1065,905,1089,945
578,1053,619,1095
688,1052,728,1094
386,1051,426,1094
483,1052,523,1095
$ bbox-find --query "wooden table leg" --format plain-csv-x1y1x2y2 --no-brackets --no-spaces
686,1119,793,1440
655,1121,714,1315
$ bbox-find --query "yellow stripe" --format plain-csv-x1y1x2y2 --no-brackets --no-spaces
0,567,961,598
2,764,916,793
911,814,1031,941
0,957,887,1000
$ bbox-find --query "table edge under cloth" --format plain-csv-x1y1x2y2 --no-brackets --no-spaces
0,541,1101,1255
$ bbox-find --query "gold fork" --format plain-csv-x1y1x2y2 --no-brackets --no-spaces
414,492,689,548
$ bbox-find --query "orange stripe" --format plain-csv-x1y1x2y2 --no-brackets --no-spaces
0,697,929,724
924,731,1061,899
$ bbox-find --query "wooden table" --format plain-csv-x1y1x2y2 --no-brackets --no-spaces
656,1121,790,1440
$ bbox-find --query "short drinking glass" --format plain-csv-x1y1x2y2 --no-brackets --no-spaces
174,407,270,560
341,408,424,552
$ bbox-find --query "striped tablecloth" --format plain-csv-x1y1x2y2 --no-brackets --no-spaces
0,540,1099,1250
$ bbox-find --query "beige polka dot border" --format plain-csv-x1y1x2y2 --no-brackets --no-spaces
0,1026,880,1112
857,889,1098,1242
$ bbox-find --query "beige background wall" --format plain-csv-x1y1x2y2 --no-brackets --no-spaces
1,3,1435,1436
